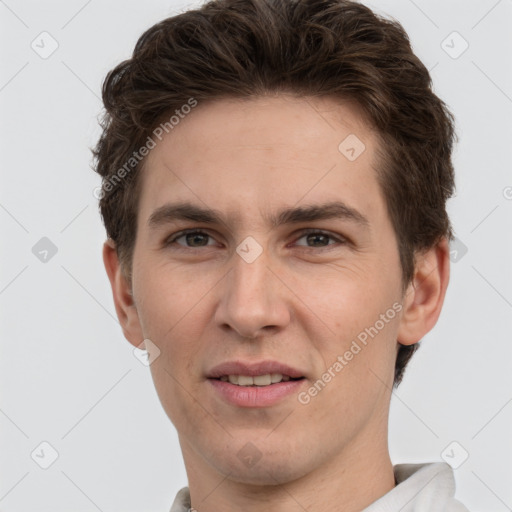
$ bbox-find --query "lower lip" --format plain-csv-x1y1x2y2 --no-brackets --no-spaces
208,378,305,407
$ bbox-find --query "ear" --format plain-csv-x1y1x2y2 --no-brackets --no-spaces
397,237,450,345
102,239,144,348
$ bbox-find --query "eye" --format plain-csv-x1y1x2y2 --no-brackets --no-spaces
163,228,347,250
165,229,218,248
293,229,346,248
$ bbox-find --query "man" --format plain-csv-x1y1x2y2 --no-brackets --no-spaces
93,0,469,510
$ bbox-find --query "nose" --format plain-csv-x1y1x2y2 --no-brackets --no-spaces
214,246,291,339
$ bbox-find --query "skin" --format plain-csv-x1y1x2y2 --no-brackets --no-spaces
103,94,450,512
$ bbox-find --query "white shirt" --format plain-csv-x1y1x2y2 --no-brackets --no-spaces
169,462,469,511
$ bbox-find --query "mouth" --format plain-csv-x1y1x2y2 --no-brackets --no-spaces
206,360,307,407
213,373,305,386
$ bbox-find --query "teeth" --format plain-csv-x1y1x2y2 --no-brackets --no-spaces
220,373,293,386
253,374,271,386
238,375,254,386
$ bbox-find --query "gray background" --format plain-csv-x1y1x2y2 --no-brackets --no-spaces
1,0,511,510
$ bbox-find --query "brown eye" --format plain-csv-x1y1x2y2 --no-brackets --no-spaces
294,230,345,248
165,230,215,248
183,232,210,247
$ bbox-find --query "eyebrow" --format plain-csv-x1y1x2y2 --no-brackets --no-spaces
147,200,370,230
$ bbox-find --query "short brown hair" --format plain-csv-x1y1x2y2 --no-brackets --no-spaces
93,0,456,387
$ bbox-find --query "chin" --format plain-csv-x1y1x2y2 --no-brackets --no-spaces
206,444,316,486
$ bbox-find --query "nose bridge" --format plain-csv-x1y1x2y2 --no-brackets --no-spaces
215,242,289,337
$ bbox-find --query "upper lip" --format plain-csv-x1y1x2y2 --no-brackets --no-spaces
207,360,305,379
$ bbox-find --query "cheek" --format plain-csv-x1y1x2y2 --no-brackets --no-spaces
305,311,401,435
132,269,212,401
139,278,212,429
311,264,403,396
313,260,401,335
134,260,209,335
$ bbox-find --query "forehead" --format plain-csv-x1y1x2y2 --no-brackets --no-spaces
148,94,373,160
138,94,385,227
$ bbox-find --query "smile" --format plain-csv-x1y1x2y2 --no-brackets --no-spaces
217,374,302,386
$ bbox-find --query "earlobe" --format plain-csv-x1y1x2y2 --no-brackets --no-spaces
397,238,451,346
102,239,144,347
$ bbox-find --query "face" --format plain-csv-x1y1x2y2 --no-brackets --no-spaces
120,95,413,484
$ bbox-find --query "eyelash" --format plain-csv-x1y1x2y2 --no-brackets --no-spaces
164,228,347,250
